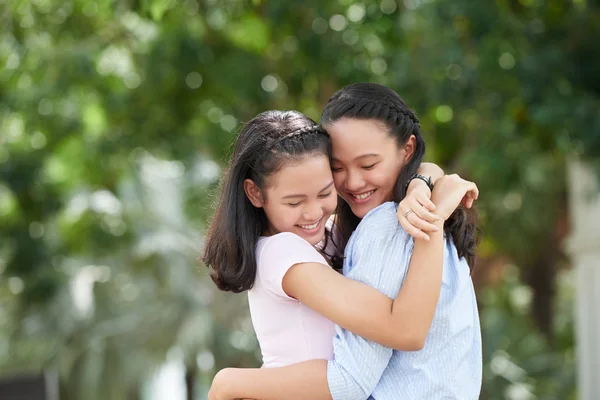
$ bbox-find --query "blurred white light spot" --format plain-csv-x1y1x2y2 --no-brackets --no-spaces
503,192,522,211
261,74,278,92
7,114,24,141
435,105,453,123
96,46,134,77
194,158,221,185
230,330,252,350
490,350,527,381
207,107,224,123
38,98,53,116
8,277,24,294
511,285,532,311
207,9,226,29
220,115,237,131
347,4,366,22
124,72,142,89
148,354,186,400
71,266,98,317
380,0,398,14
196,351,215,371
343,29,359,46
312,18,328,34
31,131,47,149
499,52,516,70
329,14,347,31
29,221,45,239
121,12,159,43
282,36,298,53
363,34,384,55
185,72,203,89
505,383,535,400
90,190,122,215
370,58,387,75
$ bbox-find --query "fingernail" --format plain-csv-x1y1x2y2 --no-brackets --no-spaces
424,235,430,241
433,226,438,231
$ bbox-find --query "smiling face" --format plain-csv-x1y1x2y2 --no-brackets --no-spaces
327,118,414,219
244,154,337,246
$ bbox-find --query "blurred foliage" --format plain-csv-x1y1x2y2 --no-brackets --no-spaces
1,0,597,398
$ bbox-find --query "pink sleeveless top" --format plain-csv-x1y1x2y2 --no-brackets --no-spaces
248,232,336,367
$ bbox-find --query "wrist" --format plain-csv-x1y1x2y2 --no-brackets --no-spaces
406,177,432,196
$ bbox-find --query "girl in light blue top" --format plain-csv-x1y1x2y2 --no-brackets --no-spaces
209,83,482,400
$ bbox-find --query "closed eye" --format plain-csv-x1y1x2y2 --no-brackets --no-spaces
288,202,302,207
318,191,332,198
362,163,377,170
331,167,343,173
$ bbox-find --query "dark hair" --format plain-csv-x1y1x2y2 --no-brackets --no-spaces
203,110,332,292
321,83,478,269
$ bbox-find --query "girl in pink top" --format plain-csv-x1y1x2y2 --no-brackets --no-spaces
203,110,477,379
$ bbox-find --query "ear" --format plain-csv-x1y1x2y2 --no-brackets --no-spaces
402,135,417,163
243,179,265,208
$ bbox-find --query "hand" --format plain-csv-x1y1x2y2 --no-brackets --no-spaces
397,178,440,241
430,174,479,221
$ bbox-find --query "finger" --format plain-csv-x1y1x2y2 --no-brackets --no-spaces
463,196,474,209
467,183,479,199
399,214,430,241
411,199,440,222
417,191,436,212
407,212,439,233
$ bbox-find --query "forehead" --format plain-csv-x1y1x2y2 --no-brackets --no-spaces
326,118,393,160
267,154,332,192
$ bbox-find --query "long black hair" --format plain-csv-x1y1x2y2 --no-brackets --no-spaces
203,110,332,292
321,83,478,269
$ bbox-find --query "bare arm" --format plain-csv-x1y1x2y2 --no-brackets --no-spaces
209,361,330,400
283,218,444,350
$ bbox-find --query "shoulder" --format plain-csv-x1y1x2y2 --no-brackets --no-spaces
354,202,406,241
258,232,325,264
260,232,315,252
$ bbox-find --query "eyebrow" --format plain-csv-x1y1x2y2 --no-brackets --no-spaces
282,181,335,199
331,153,379,162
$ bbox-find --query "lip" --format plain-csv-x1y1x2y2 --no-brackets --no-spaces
348,189,376,205
296,217,323,235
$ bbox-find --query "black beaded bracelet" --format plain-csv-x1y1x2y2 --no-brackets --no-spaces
406,173,433,192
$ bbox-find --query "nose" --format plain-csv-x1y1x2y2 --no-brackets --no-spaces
302,204,323,223
345,169,366,192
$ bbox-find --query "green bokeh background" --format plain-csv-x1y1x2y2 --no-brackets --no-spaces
2,0,599,398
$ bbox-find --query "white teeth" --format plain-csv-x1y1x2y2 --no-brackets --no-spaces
354,190,374,199
299,220,320,230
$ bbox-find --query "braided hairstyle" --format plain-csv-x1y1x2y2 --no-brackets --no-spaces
321,83,478,269
203,110,332,292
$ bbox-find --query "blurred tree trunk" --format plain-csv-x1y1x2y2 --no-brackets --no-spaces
523,205,569,339
185,362,197,400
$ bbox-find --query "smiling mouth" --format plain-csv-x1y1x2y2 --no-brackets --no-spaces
297,218,322,230
350,189,376,200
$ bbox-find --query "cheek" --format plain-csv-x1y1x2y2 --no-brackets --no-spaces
265,204,295,228
324,193,338,212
